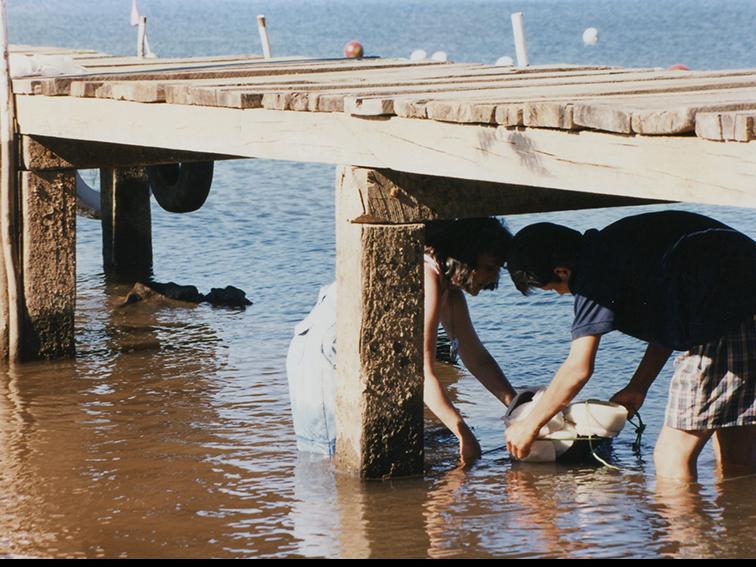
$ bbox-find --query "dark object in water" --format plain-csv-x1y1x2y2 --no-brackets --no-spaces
202,286,253,307
556,437,612,464
120,281,252,308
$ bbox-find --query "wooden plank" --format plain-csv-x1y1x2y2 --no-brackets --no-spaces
13,58,451,97
341,168,662,223
347,69,756,123
14,95,756,209
21,135,239,170
67,64,640,105
72,53,265,68
696,110,756,141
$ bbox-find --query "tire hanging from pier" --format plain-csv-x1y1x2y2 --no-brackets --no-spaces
147,161,214,213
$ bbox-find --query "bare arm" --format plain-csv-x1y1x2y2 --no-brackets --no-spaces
611,342,673,416
445,289,515,406
506,335,601,460
423,264,480,463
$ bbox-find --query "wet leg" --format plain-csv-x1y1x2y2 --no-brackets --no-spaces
654,425,712,481
712,424,756,479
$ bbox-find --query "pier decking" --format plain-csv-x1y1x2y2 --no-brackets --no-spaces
6,46,756,478
12,46,756,207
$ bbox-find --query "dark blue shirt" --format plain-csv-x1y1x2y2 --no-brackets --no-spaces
570,211,756,350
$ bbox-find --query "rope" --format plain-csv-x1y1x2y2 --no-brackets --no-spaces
626,411,646,454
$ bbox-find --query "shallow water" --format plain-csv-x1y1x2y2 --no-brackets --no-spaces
2,0,755,558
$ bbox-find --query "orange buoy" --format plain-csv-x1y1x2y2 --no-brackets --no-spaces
669,63,689,71
343,40,364,58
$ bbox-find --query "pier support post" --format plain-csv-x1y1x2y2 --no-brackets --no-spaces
20,170,76,359
335,166,425,479
100,167,153,281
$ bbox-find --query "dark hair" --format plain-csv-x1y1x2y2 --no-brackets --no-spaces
425,217,512,292
507,222,583,295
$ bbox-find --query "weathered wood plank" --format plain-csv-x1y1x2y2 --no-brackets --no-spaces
14,96,756,209
13,58,450,97
696,110,756,141
65,64,643,105
363,71,756,127
21,135,239,170
340,168,663,223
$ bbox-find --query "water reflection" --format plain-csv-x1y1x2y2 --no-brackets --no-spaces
0,291,297,558
652,476,756,559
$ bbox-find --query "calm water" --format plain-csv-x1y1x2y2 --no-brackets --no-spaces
2,0,755,558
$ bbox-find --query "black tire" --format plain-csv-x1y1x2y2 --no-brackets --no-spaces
147,161,214,213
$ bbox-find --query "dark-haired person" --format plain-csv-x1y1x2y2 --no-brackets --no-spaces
288,217,516,465
503,210,755,480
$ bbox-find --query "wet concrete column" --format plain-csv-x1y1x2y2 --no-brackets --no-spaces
335,166,425,479
100,167,153,281
20,170,76,359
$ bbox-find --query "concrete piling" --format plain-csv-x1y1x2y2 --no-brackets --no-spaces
20,170,76,359
335,166,425,479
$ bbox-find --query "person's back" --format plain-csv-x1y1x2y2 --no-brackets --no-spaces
571,210,756,350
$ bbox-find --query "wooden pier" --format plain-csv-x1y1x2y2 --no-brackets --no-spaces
4,45,756,478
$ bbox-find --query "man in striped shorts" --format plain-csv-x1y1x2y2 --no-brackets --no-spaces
503,210,755,480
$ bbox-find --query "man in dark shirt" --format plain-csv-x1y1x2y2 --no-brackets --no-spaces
504,210,756,480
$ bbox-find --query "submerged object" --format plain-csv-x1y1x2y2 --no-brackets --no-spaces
504,388,628,463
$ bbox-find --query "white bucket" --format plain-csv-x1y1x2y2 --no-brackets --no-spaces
564,400,628,438
504,388,628,463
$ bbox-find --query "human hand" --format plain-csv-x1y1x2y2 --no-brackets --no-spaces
505,419,540,461
610,386,646,417
459,431,481,466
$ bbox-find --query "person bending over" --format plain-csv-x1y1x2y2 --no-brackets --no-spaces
504,210,755,480
288,217,516,465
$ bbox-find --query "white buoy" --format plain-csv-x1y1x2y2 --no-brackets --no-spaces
409,49,427,61
430,51,448,62
495,55,514,67
582,27,599,45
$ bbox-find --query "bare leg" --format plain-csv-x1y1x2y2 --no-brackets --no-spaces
711,424,756,479
654,426,712,481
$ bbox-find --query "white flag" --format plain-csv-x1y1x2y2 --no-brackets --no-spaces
130,0,140,26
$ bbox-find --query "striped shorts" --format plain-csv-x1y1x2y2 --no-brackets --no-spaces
665,315,756,431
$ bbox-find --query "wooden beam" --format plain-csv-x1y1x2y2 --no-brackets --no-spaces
15,96,756,209
21,135,240,171
339,168,663,223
